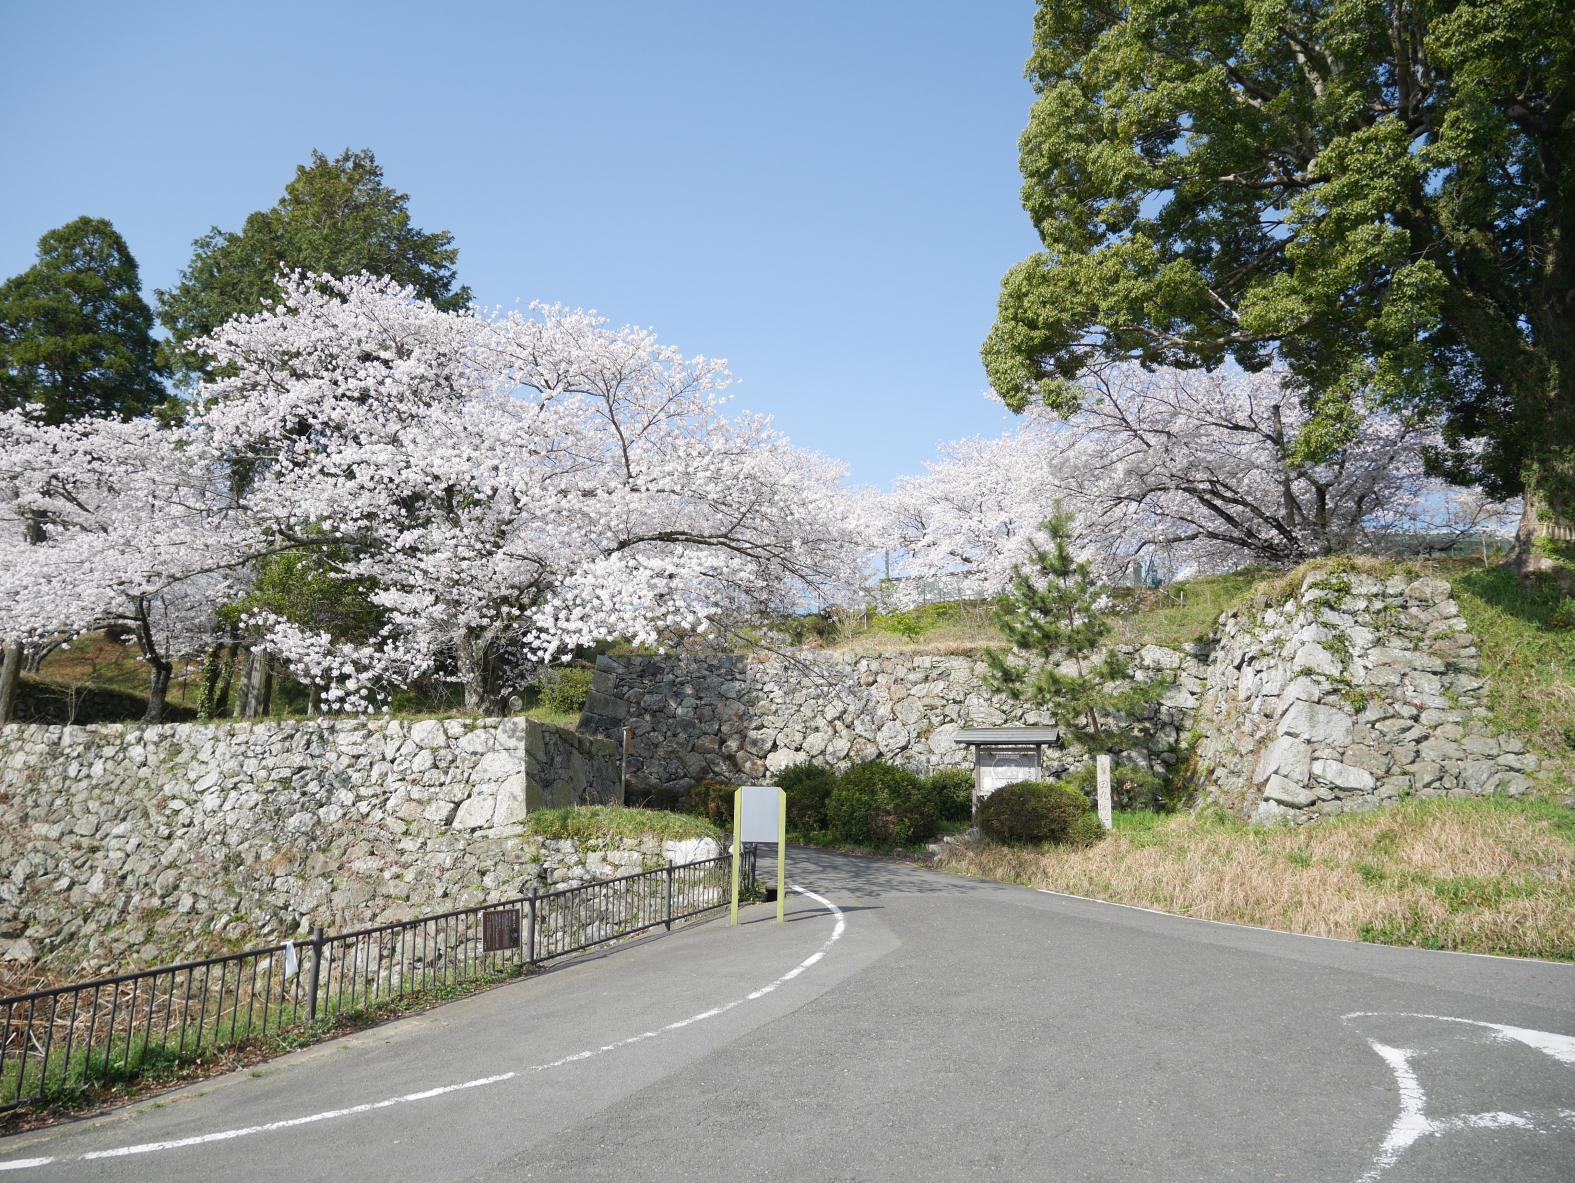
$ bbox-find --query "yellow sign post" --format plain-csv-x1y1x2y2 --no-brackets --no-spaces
730,785,787,924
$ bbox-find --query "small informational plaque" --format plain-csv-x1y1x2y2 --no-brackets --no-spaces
481,908,522,952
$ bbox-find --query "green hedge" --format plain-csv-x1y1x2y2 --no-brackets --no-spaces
923,768,975,823
776,761,838,832
976,780,1102,845
826,760,939,847
537,666,594,715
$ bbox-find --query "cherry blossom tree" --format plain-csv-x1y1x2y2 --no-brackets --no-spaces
0,410,249,721
187,273,866,712
882,429,1064,606
885,365,1518,599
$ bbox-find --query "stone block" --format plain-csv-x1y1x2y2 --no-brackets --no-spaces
1310,759,1376,792
1277,699,1354,748
1263,776,1318,808
409,720,447,748
1253,736,1311,786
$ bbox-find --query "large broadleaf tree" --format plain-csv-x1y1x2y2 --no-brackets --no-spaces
983,0,1574,571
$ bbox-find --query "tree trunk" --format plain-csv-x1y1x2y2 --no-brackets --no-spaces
144,659,172,724
0,639,21,726
259,661,275,717
198,643,225,719
213,643,237,717
1509,491,1574,589
457,631,495,715
235,649,268,718
22,638,61,674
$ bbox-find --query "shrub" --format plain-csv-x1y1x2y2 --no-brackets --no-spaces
537,666,594,715
923,768,975,823
976,780,1097,845
776,761,838,833
685,779,737,827
826,760,938,848
1064,760,1168,811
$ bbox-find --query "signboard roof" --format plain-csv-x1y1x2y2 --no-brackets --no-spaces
952,727,1061,745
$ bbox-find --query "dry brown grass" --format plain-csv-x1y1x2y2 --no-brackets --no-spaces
933,798,1575,960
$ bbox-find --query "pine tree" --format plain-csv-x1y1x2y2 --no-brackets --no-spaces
0,216,165,424
983,512,1161,759
157,148,469,380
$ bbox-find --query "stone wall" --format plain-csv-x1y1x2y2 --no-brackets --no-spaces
0,717,626,971
584,572,1539,827
580,647,1207,792
1194,572,1537,824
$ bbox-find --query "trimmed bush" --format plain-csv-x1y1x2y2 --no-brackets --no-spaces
685,779,737,827
537,666,594,715
976,780,1097,845
923,768,975,823
826,760,938,848
776,761,838,833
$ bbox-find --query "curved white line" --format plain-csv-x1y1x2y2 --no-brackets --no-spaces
0,885,845,1173
1346,1012,1575,1182
1343,1012,1575,1064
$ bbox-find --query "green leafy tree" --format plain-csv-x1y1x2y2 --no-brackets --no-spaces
983,513,1162,760
0,216,165,423
984,0,1574,571
157,148,470,378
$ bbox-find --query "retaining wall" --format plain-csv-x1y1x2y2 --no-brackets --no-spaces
0,716,625,971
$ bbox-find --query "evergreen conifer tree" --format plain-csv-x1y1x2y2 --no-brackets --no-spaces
983,512,1163,767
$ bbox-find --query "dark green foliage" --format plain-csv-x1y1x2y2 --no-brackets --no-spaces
14,675,199,725
775,761,838,833
923,768,976,823
0,216,165,423
985,0,1575,533
626,782,684,812
976,780,1095,845
157,148,470,379
826,760,938,848
1063,760,1168,812
537,667,594,716
984,512,1164,755
686,779,737,828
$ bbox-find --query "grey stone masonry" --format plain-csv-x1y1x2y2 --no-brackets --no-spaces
580,647,1207,793
1193,571,1537,824
0,717,623,971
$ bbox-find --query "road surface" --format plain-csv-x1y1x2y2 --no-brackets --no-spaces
2,847,1571,1181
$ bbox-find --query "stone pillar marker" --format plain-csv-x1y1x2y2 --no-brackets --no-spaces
1096,755,1113,831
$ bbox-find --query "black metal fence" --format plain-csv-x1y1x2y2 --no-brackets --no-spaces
0,848,755,1114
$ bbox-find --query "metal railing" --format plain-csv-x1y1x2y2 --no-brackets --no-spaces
0,848,755,1114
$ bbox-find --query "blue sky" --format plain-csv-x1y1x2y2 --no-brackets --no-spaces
1,0,1040,488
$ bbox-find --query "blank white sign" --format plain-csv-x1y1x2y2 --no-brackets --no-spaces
737,785,785,844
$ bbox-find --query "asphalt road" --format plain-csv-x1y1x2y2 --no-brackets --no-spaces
1,847,1571,1181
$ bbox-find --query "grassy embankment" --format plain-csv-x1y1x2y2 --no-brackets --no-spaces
931,556,1575,961
13,631,582,728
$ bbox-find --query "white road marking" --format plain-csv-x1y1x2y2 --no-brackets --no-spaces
0,886,845,1174
1347,1012,1575,1181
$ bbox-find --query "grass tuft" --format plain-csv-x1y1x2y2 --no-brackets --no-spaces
524,805,722,844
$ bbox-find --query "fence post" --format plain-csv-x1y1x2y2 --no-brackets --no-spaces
306,926,324,1023
526,893,538,964
665,863,675,931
